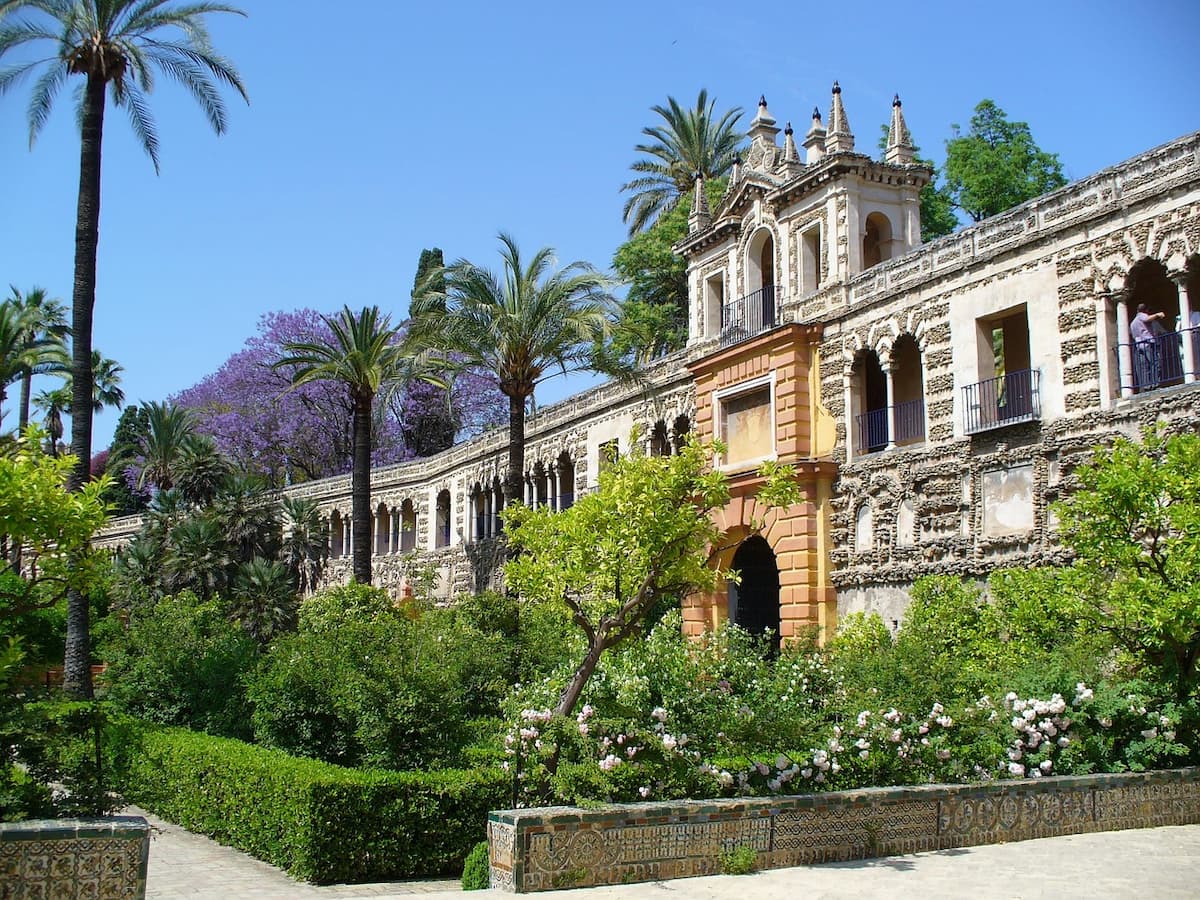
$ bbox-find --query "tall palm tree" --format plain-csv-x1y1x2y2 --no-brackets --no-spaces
407,233,615,507
275,306,407,585
6,286,68,431
620,90,744,234
33,384,71,454
32,350,122,454
0,0,248,697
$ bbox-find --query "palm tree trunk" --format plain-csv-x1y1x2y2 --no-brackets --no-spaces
63,73,106,700
18,370,31,433
351,391,373,584
505,393,526,505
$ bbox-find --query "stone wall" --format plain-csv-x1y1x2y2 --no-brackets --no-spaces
487,768,1200,892
0,816,150,899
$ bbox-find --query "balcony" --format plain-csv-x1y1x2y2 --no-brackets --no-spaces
854,398,926,454
962,369,1041,435
720,285,779,347
1118,326,1199,394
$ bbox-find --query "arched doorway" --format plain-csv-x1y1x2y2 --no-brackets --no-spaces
727,535,781,652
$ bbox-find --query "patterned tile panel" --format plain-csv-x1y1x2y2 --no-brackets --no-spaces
770,798,938,865
0,819,149,900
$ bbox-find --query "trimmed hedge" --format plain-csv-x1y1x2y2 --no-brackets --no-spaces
127,727,507,884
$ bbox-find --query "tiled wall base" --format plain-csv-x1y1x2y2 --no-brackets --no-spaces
488,769,1200,892
0,817,150,899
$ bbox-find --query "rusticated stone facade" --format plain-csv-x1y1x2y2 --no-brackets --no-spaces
94,82,1200,641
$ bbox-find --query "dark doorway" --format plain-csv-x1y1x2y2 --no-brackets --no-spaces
728,536,781,653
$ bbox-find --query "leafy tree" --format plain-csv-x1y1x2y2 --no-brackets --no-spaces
408,234,616,505
620,90,744,234
0,432,108,619
1054,428,1200,703
503,438,802,719
611,177,726,362
943,100,1066,222
5,286,67,431
0,0,248,697
275,306,408,584
98,404,150,515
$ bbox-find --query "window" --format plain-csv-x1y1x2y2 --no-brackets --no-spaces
801,225,822,293
716,377,774,469
963,304,1040,433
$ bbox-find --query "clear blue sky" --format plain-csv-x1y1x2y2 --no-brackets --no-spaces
2,0,1198,451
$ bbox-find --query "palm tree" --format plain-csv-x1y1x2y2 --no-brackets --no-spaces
407,233,615,507
229,557,296,646
620,90,744,234
172,434,230,507
164,515,234,600
0,299,65,428
275,306,407,585
280,496,329,595
0,0,248,697
137,401,196,492
32,384,71,454
6,286,68,431
87,350,124,412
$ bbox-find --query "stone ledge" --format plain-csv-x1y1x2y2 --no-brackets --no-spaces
487,768,1200,892
0,815,150,899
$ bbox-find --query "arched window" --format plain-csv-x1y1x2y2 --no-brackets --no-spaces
374,503,389,556
851,349,888,454
557,454,575,510
862,212,894,269
855,503,874,553
892,335,925,446
649,420,670,457
400,499,417,552
672,414,691,453
1125,258,1182,392
329,511,345,558
471,484,487,542
435,490,451,548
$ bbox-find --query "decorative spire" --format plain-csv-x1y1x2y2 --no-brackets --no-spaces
778,121,803,178
748,94,780,146
803,106,826,164
688,171,711,234
824,80,855,154
885,93,916,165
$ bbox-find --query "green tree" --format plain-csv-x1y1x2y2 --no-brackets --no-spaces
98,403,150,515
229,556,296,646
612,177,726,362
5,286,67,432
32,385,70,455
275,306,407,585
1054,429,1200,703
33,350,125,453
0,432,108,619
503,438,801,719
620,90,744,234
943,100,1066,222
0,0,248,697
408,234,615,505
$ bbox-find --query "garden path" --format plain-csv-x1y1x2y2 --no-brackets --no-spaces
137,807,1200,899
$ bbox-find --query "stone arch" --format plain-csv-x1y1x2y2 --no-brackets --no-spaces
374,502,390,556
399,498,417,552
434,489,451,548
891,333,926,446
862,211,894,269
329,509,347,558
1126,257,1181,391
855,502,874,553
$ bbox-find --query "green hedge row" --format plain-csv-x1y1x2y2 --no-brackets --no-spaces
127,727,508,884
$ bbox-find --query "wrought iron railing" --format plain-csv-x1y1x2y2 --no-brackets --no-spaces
1118,327,1198,393
962,369,1041,434
854,398,926,454
720,285,779,347
559,492,574,511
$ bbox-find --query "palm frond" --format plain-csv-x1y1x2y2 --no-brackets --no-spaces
112,75,159,169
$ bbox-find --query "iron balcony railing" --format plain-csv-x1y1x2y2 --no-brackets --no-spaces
1118,326,1198,393
854,398,926,454
720,285,779,347
962,369,1041,434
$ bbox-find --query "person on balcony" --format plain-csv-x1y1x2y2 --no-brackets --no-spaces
1132,303,1166,390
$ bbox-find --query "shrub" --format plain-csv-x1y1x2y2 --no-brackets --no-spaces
127,727,508,883
720,845,757,875
461,840,491,890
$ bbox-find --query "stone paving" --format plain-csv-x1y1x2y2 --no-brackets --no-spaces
137,806,1200,899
